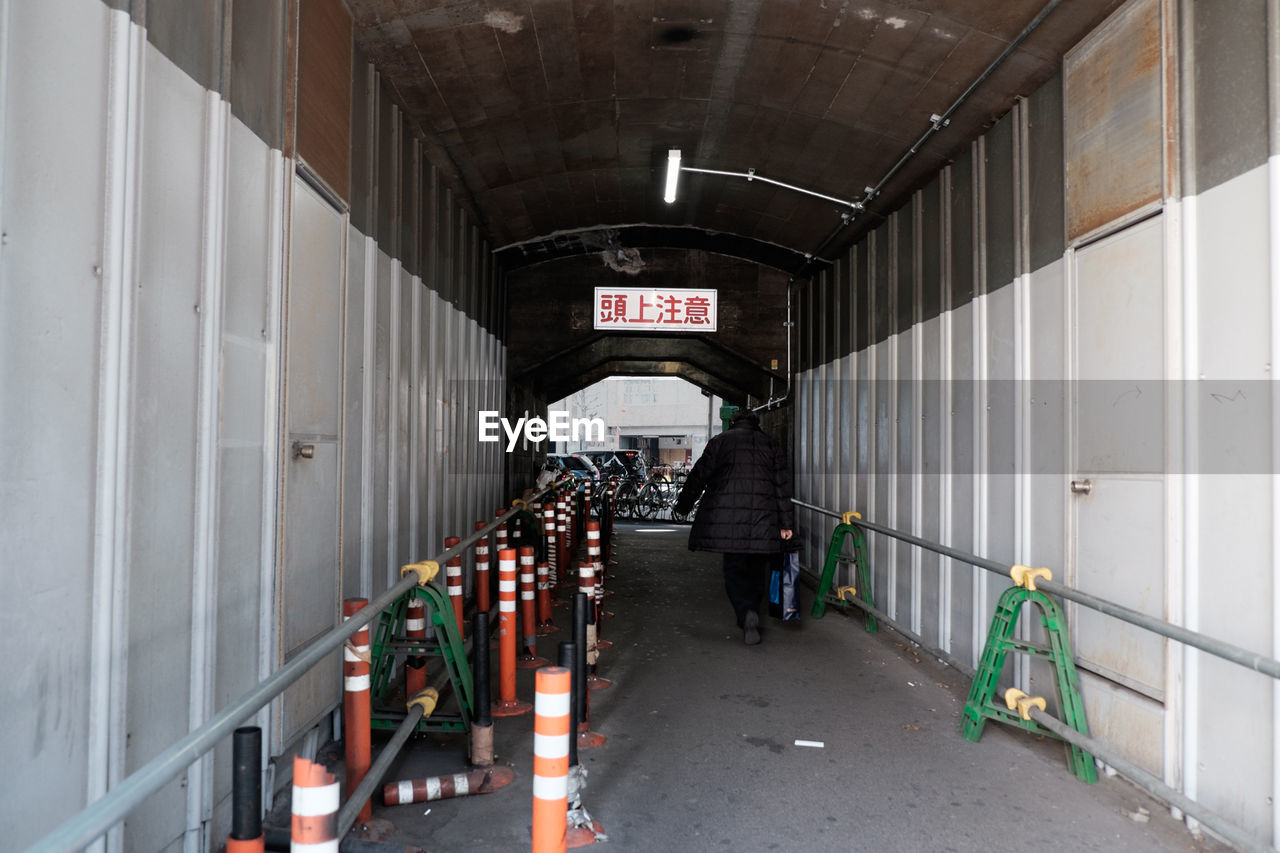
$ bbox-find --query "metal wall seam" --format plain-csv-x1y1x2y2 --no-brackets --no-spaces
939,165,955,654
92,10,145,851
1177,0,1201,826
185,88,230,853
396,265,412,571
911,192,925,638
886,216,899,621
1157,0,1186,818
971,139,989,668
843,249,858,591
409,274,421,563
387,257,402,589
864,232,878,614
359,236,377,598
1269,0,1280,838
1012,99,1033,694
257,145,287,798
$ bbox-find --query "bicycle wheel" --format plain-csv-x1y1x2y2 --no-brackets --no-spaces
633,485,656,519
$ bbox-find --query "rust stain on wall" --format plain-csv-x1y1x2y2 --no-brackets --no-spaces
1064,0,1164,242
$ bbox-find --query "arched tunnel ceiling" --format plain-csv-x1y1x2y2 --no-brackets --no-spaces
517,332,786,405
348,0,1126,268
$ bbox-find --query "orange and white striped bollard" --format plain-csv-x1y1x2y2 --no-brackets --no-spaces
474,521,491,614
517,546,547,668
544,503,559,589
445,536,464,636
536,559,556,634
579,563,611,691
532,666,571,853
495,508,509,553
555,497,568,586
342,599,373,824
404,594,427,697
492,547,531,716
291,757,339,852
382,765,515,805
586,523,612,650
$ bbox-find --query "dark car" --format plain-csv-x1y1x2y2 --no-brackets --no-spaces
583,449,647,481
546,452,601,486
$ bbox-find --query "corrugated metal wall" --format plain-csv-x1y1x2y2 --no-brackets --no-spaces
0,1,506,850
792,0,1280,843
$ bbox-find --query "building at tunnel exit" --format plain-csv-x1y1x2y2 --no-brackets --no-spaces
4,0,1280,849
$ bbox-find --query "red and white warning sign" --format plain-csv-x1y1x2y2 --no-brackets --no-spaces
593,287,717,332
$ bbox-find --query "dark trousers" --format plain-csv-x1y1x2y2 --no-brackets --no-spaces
722,552,775,627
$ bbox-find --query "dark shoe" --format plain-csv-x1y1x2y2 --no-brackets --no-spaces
743,610,761,645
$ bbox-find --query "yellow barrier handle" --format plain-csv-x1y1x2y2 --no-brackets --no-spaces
1003,688,1047,721
842,510,862,526
1010,564,1052,591
836,585,858,601
401,559,440,586
407,687,439,717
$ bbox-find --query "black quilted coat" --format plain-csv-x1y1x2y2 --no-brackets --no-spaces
674,420,795,553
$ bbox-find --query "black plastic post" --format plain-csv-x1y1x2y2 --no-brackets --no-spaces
558,641,579,767
573,592,588,724
231,726,261,842
473,610,491,726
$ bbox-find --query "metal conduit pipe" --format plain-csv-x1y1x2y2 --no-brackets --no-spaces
334,664,452,838
32,478,566,853
1022,703,1273,853
794,0,1065,278
791,497,1280,681
797,531,1273,853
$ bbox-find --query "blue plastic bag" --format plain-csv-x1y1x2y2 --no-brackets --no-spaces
769,553,801,621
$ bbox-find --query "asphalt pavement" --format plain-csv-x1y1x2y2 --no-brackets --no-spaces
321,520,1232,853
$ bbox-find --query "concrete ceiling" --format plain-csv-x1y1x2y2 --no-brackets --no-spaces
347,0,1124,275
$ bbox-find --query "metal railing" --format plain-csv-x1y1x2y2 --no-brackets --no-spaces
31,480,567,853
792,496,1279,853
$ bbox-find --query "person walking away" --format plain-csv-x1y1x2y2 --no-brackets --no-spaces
674,409,794,644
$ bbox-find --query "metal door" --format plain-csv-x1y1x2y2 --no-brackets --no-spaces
1070,214,1167,767
277,174,346,747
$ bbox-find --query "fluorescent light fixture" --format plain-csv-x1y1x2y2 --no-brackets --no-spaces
664,148,682,203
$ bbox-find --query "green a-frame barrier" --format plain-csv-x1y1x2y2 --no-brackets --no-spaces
961,578,1096,784
810,517,877,632
368,581,474,734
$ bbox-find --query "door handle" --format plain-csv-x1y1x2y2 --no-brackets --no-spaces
293,442,315,460
1069,479,1093,496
